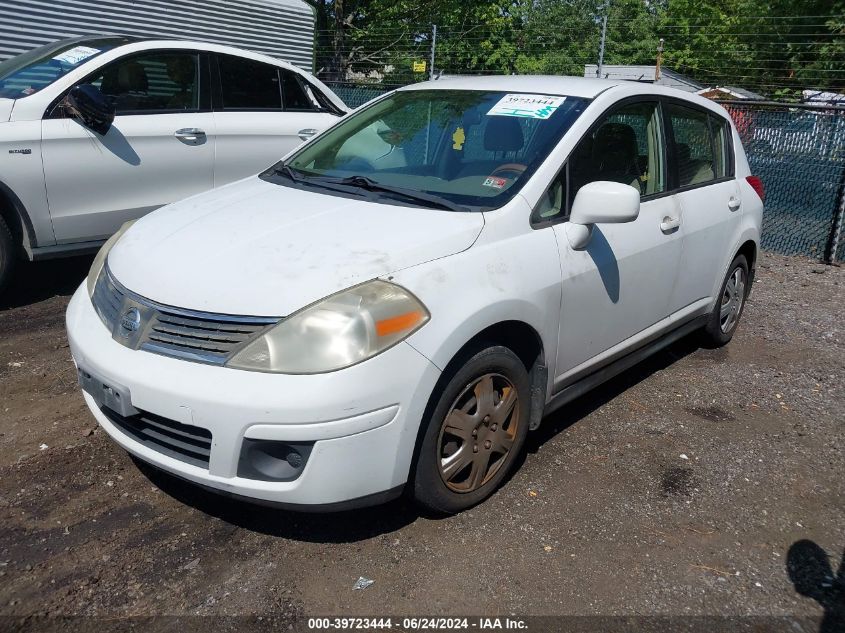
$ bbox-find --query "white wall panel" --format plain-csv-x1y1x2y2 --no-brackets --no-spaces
0,0,315,70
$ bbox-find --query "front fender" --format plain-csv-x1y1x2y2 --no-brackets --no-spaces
394,225,562,398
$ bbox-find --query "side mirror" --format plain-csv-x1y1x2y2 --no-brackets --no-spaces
565,181,640,249
65,84,115,135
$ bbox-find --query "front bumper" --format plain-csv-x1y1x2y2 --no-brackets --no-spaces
66,284,441,507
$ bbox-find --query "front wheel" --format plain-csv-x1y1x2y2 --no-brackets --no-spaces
701,254,749,347
412,344,530,514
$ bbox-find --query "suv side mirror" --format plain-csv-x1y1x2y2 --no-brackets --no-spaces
65,84,115,135
565,181,640,249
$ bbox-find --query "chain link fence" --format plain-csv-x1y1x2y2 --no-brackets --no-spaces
721,102,845,262
323,82,399,109
323,83,845,263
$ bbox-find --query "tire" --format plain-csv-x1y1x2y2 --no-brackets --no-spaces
412,344,531,514
701,254,749,348
0,215,15,296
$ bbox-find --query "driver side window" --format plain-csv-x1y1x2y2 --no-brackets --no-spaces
532,101,665,225
86,52,200,115
569,101,665,207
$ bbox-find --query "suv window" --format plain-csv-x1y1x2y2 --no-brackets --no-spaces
667,104,716,187
218,55,281,110
89,52,200,114
280,70,313,110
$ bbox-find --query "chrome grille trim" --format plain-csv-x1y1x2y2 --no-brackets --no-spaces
92,264,280,365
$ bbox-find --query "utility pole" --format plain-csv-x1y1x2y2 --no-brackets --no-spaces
654,38,664,82
333,0,345,82
596,12,608,77
429,24,437,81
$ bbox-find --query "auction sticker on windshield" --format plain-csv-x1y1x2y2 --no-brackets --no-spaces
487,93,567,119
52,46,100,65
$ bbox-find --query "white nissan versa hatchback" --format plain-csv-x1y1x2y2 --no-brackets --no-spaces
66,76,764,514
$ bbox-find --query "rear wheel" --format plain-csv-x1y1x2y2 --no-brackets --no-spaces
701,254,748,347
412,344,530,514
0,215,16,295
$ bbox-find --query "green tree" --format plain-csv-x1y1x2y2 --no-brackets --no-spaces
659,0,845,98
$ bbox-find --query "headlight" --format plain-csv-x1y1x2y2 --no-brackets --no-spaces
226,280,429,374
86,220,136,297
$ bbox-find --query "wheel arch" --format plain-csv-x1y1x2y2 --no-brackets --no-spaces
737,238,757,270
0,179,37,258
404,317,548,492
736,238,758,293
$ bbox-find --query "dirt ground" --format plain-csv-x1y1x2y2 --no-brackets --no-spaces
0,253,842,630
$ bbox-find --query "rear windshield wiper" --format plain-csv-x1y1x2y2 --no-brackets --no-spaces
311,175,467,212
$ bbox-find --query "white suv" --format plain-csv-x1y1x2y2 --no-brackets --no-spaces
66,76,764,514
0,36,347,292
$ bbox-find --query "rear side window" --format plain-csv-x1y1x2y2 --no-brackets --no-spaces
709,115,732,179
667,104,716,187
218,55,281,110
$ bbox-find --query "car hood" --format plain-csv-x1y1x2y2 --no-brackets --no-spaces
0,98,13,121
108,176,484,316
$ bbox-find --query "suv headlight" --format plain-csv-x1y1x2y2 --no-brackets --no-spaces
86,220,136,297
226,280,429,374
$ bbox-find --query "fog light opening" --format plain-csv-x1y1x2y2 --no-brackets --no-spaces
237,439,313,482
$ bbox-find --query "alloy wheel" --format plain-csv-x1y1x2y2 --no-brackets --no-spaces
719,266,746,333
436,373,520,493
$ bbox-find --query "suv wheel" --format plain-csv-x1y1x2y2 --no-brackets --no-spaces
701,254,749,347
0,215,15,295
412,344,530,514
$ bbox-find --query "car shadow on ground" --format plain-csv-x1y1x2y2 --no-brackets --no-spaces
137,333,705,543
525,333,704,453
135,459,423,543
786,540,845,633
0,255,93,311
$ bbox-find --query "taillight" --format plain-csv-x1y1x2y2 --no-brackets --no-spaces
746,176,764,202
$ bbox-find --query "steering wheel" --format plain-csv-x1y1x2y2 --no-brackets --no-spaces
490,163,528,179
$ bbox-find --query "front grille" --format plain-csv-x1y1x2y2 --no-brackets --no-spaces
100,405,212,468
92,265,280,365
92,267,125,327
143,309,272,362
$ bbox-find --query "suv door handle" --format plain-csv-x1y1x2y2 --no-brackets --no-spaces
174,128,206,143
660,216,680,233
298,128,318,141
728,196,742,211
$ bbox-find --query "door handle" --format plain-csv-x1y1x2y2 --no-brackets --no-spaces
174,128,206,143
298,128,318,141
728,196,742,211
660,215,680,233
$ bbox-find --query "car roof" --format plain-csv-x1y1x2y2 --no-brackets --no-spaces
398,74,733,118
61,35,141,46
399,75,626,99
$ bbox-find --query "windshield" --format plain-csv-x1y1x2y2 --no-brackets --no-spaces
0,37,129,99
272,89,589,211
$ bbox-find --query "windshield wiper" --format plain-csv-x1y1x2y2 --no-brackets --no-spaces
272,163,304,182
269,168,467,212
313,175,467,212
